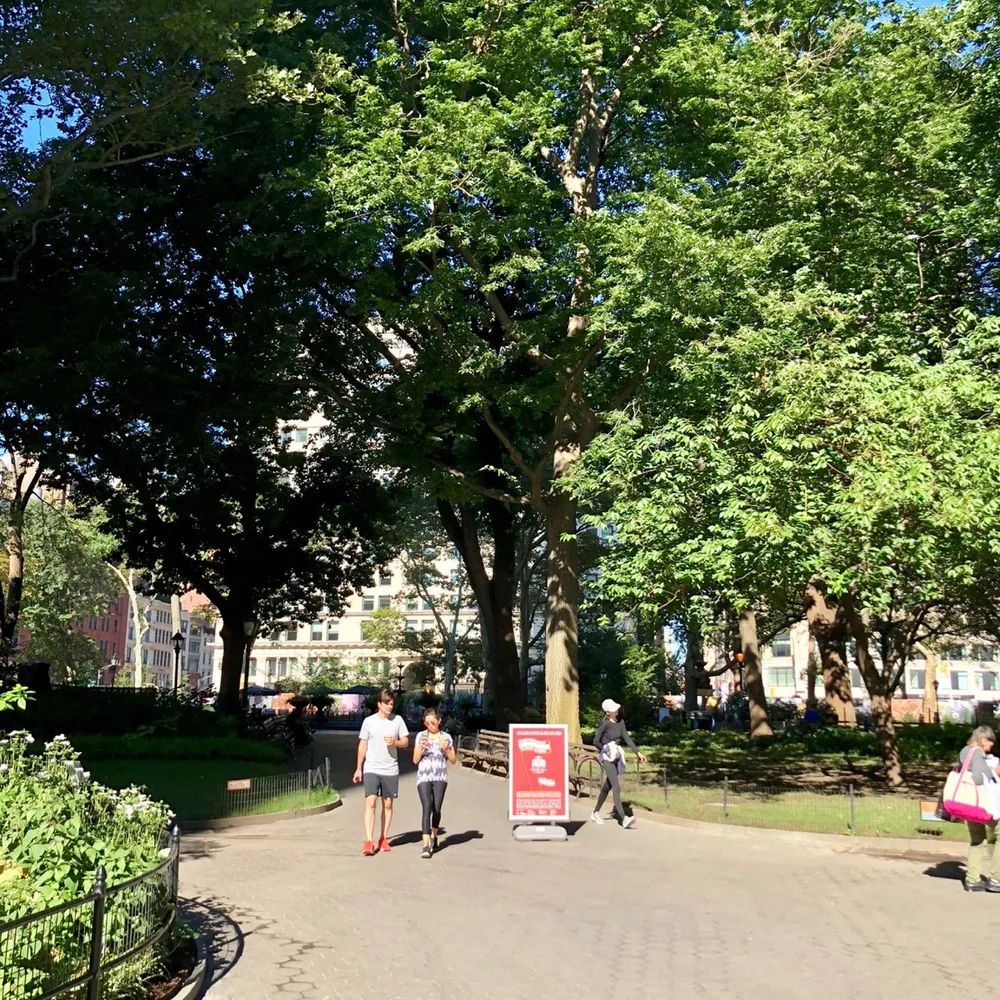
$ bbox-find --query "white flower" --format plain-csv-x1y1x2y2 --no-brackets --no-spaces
0,764,8,772
24,734,34,744
82,771,90,780
53,734,68,742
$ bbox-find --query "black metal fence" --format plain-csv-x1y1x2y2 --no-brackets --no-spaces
0,825,180,1000
572,759,967,841
188,758,334,822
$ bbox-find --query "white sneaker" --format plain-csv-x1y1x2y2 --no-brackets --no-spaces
590,811,604,824
622,815,636,829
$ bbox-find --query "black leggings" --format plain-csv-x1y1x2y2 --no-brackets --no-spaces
595,760,624,821
418,780,447,836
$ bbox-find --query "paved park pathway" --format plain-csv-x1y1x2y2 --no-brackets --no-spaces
180,732,995,1000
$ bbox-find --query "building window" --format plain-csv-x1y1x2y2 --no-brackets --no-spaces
189,640,200,654
421,619,436,633
114,619,119,632
379,572,392,587
406,619,419,632
770,631,791,658
909,669,926,690
294,428,308,443
278,658,287,678
89,616,97,629
284,626,298,642
327,620,340,641
406,597,418,611
980,672,999,692
951,670,969,691
266,658,277,678
910,648,925,660
288,657,298,675
974,645,996,662
850,667,862,689
422,599,434,612
362,596,375,612
378,596,391,609
311,621,324,641
768,667,794,688
947,645,966,662
249,658,257,677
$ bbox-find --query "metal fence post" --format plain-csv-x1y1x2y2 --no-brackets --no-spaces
325,756,331,789
170,822,181,903
86,867,107,1000
848,783,855,834
663,768,668,809
308,766,313,791
723,775,729,820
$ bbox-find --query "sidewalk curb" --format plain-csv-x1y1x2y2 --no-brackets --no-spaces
170,933,207,1000
183,796,341,833
632,805,967,859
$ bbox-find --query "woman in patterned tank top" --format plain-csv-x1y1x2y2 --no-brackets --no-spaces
413,705,457,859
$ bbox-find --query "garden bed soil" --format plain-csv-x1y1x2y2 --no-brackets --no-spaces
145,936,196,1000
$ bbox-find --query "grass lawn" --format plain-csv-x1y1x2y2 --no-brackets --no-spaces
573,723,974,841
88,758,338,821
622,779,969,842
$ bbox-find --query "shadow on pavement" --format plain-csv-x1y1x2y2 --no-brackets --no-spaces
924,860,966,881
181,895,245,991
436,829,484,852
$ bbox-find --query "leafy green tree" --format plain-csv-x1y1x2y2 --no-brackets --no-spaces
1,500,119,683
4,95,399,713
571,2,999,780
0,0,280,280
303,0,748,740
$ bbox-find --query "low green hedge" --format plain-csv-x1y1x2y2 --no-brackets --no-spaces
73,734,288,764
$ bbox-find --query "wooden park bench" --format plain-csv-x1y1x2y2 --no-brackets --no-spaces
457,729,511,776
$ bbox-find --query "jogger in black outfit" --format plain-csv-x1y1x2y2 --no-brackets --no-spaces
591,698,647,828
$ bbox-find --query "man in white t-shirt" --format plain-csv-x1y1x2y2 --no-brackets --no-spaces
353,688,409,856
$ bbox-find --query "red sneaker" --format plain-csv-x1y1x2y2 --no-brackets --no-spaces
378,838,391,853
362,840,376,856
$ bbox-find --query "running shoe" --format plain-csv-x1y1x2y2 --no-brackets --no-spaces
622,815,636,829
421,845,433,859
362,840,376,856
590,811,604,824
378,838,392,853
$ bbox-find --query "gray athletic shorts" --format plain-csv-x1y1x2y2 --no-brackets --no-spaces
363,772,399,799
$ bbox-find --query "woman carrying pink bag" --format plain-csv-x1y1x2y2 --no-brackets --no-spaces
952,726,1000,893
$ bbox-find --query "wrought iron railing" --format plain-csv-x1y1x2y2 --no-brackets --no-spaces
0,824,180,1000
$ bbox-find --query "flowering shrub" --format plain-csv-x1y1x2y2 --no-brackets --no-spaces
0,731,171,921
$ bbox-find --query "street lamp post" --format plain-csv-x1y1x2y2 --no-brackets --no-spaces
242,617,257,712
109,653,120,687
171,632,184,694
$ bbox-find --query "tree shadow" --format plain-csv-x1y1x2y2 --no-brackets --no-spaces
436,830,484,852
180,895,245,990
924,860,966,882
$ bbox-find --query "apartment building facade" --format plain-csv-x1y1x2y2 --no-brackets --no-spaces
207,553,480,693
719,619,1000,707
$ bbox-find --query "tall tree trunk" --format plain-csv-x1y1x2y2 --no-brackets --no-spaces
683,620,701,713
740,609,773,739
110,564,148,687
842,594,903,786
920,648,939,724
1,455,42,671
544,486,580,743
436,498,524,723
806,635,818,710
804,580,857,727
217,614,249,716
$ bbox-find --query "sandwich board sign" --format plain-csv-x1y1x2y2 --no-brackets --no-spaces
508,723,570,828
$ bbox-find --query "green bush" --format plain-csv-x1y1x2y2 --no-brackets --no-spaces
72,733,288,764
9,687,232,740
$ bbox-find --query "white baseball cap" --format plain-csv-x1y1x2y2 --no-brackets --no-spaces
601,698,621,714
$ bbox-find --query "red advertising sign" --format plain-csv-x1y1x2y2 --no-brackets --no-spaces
508,723,570,822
